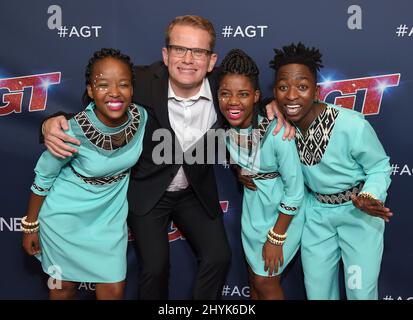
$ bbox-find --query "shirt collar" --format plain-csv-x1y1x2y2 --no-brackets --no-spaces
168,78,212,102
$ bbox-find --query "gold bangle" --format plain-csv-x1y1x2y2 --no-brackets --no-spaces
22,216,39,227
267,234,285,246
268,228,287,240
358,192,378,201
22,226,39,234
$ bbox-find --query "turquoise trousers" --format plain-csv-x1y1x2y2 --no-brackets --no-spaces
301,195,385,300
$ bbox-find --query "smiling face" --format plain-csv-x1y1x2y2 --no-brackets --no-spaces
87,57,133,127
274,63,320,131
162,24,217,98
218,74,260,129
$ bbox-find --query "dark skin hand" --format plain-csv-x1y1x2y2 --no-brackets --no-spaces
263,213,292,276
351,195,393,222
233,165,257,191
22,193,45,256
262,241,284,276
23,233,41,256
265,100,295,140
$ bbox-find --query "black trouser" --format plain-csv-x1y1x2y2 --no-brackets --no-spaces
128,187,231,300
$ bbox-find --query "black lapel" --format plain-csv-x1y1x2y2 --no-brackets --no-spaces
152,64,173,131
208,69,224,129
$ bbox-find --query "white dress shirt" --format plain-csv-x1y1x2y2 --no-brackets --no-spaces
166,78,217,191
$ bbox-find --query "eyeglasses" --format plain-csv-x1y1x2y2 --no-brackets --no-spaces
167,45,212,60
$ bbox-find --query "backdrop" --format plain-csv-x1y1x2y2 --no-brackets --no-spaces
1,0,411,300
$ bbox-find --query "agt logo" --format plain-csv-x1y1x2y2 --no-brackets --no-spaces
128,201,230,243
47,5,102,38
0,72,399,117
318,73,400,115
0,72,61,116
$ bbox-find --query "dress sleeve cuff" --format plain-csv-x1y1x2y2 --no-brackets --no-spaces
31,182,50,196
278,202,299,215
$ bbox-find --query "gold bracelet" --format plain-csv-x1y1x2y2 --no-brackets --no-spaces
268,228,287,240
267,233,285,246
358,192,378,201
22,216,39,227
22,226,39,234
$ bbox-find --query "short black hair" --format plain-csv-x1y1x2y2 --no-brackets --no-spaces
82,48,135,107
219,48,260,90
269,42,323,81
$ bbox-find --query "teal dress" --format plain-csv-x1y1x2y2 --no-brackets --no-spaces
226,116,305,277
31,102,147,283
298,103,391,299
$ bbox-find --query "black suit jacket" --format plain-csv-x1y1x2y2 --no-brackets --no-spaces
128,61,225,218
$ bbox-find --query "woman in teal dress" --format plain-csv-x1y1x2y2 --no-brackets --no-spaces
271,43,392,299
218,49,305,300
22,48,147,299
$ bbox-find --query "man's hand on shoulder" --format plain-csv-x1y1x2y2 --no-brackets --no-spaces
43,116,80,159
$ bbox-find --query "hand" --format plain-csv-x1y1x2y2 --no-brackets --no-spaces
43,116,80,159
22,233,41,256
351,194,393,222
262,240,284,276
265,100,296,141
234,166,257,191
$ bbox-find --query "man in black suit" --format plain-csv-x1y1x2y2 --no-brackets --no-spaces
126,16,231,299
42,15,291,299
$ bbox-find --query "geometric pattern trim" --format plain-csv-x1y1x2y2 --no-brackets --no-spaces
70,165,128,185
295,106,339,166
280,202,298,212
228,116,272,149
314,181,365,204
252,116,272,147
31,182,49,193
241,170,281,180
74,104,141,151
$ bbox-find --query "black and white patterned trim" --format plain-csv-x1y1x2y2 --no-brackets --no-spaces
241,170,281,180
70,165,128,185
280,203,298,212
256,117,272,141
315,181,364,204
74,104,141,151
295,106,339,166
228,117,272,148
32,182,49,193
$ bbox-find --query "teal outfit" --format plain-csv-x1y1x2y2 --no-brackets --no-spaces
31,103,147,283
226,117,305,277
297,103,391,300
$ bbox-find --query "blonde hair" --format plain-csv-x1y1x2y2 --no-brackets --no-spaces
165,15,216,50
